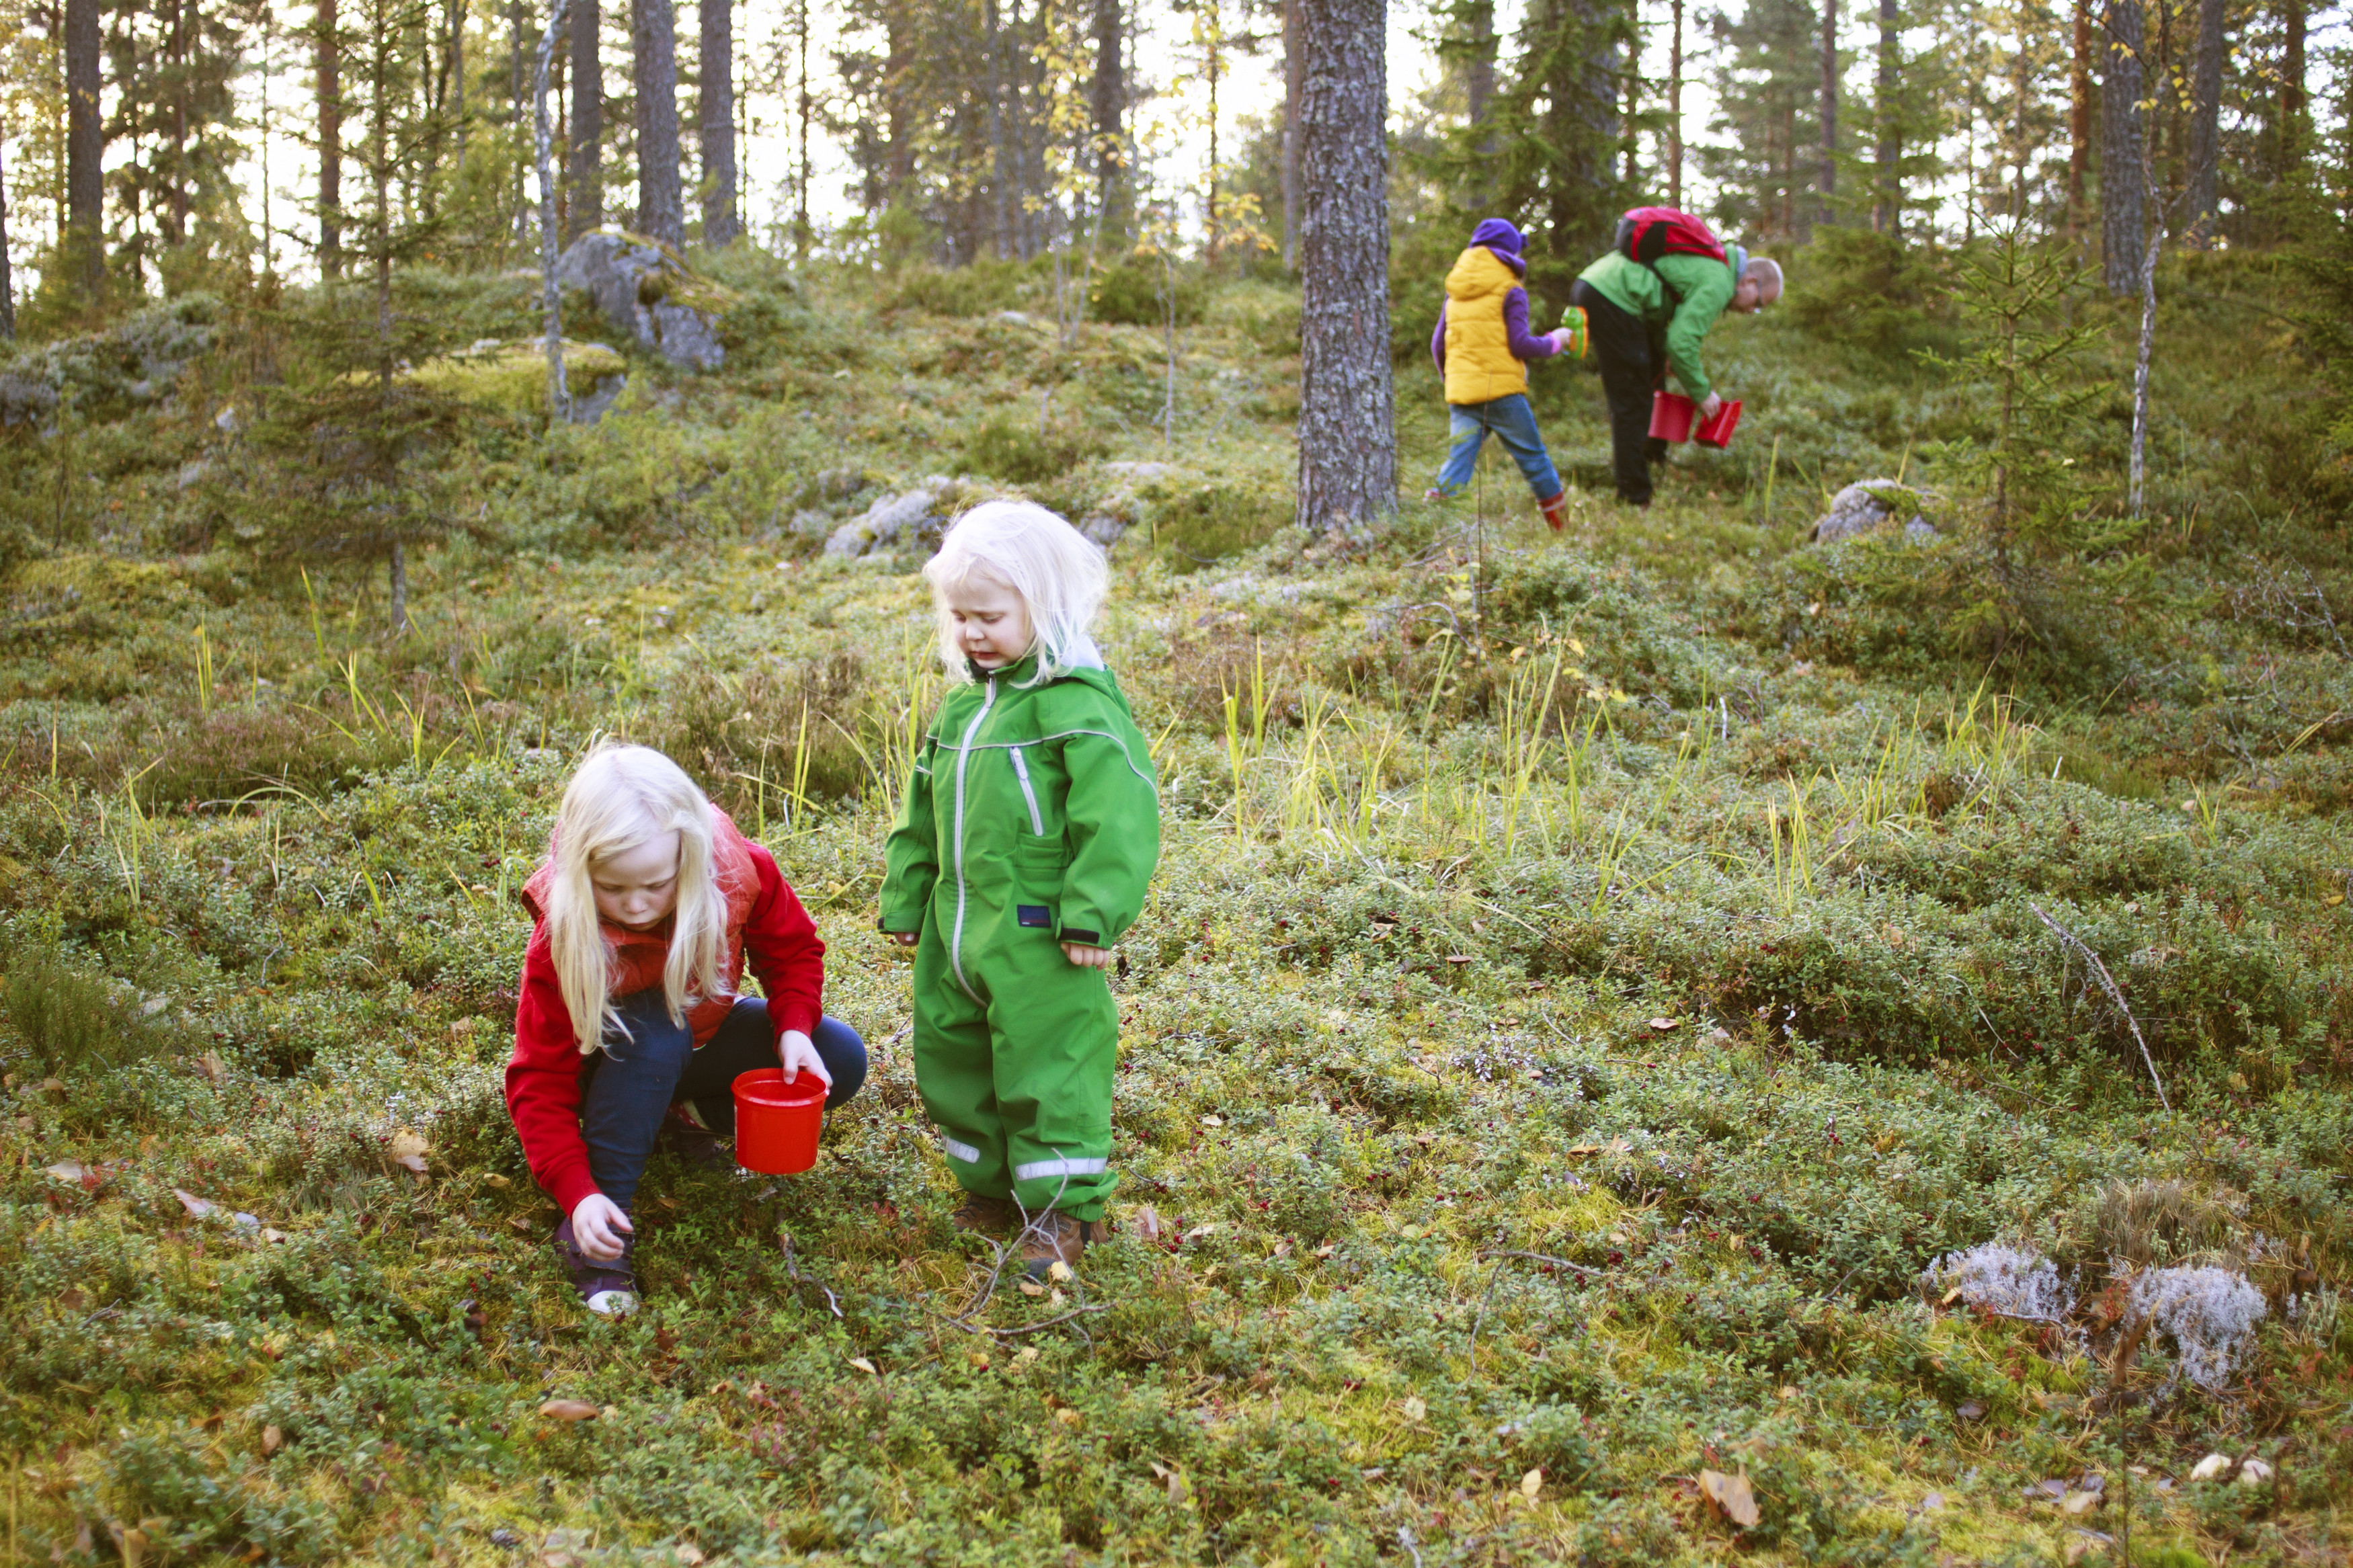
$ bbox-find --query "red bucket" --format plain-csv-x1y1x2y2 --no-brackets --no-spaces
733,1069,826,1175
1649,390,1697,442
1694,399,1744,449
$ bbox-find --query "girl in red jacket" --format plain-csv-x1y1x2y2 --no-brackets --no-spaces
504,742,865,1315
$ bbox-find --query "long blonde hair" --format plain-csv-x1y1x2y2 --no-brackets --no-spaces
543,743,731,1055
926,500,1108,684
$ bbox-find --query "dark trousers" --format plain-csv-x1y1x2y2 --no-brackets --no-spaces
578,991,867,1211
1570,279,1669,505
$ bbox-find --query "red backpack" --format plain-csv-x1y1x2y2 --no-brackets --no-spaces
1613,207,1728,308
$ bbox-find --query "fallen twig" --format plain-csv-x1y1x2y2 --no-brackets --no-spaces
2028,904,2169,1111
1470,1250,1616,1348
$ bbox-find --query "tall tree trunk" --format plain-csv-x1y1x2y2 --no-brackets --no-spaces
1281,0,1299,269
2279,0,2303,173
2099,0,2144,292
986,0,1008,255
2067,0,2089,239
633,0,684,245
1622,35,1638,185
1871,0,1896,233
565,0,600,237
884,15,912,205
793,0,811,259
1819,0,1838,224
699,0,736,245
2010,6,2029,216
535,0,572,419
0,136,15,339
66,0,104,298
1294,0,1393,536
1093,0,1125,238
167,0,188,247
1466,0,1495,128
512,0,527,242
450,0,468,156
1667,0,1683,208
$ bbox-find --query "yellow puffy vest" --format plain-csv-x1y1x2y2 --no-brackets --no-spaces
1442,246,1529,406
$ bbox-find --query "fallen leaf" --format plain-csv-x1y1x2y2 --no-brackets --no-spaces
2239,1458,2274,1487
1014,1346,1039,1368
2061,1491,2100,1516
389,1129,430,1175
1699,1469,1761,1528
1180,1223,1216,1241
1401,1395,1427,1421
673,1546,706,1567
44,1161,88,1184
1941,1286,1964,1305
198,1052,227,1082
1271,1238,1293,1259
58,1286,87,1309
2188,1453,2232,1482
1047,1260,1074,1284
40,1077,65,1098
1778,1385,1798,1400
1049,1286,1067,1306
1520,1467,1543,1499
485,1173,511,1189
538,1399,600,1421
261,1424,283,1456
508,1216,535,1232
1954,1401,1985,1421
174,1188,216,1218
1128,1206,1162,1241
262,1228,286,1244
1648,1017,1681,1032
1567,1143,1600,1157
1918,1491,1944,1513
1017,1278,1047,1297
1054,1407,1081,1428
1314,1243,1337,1258
849,1357,878,1375
1199,1114,1224,1128
967,1350,991,1370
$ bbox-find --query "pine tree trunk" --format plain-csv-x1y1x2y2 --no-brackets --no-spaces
66,0,105,298
1871,0,1896,233
1668,0,1683,208
987,0,1008,256
884,17,912,205
566,0,600,238
1281,0,1300,270
1092,0,1125,238
451,0,468,155
633,0,684,246
0,136,15,339
699,0,737,245
794,0,811,259
536,0,571,419
2181,0,2221,242
1466,0,1494,128
389,540,408,633
167,0,188,247
2067,0,2089,239
2279,0,2303,173
1294,0,1394,536
512,0,527,245
2099,0,2144,293
1819,0,1838,225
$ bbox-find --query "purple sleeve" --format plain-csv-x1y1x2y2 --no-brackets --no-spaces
1431,300,1448,374
1504,288,1558,362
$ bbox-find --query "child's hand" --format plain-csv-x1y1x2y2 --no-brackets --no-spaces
777,1029,833,1087
1062,942,1112,969
887,931,919,947
1698,392,1724,420
571,1194,634,1262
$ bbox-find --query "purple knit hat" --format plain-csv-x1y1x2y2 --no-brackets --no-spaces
1469,218,1525,255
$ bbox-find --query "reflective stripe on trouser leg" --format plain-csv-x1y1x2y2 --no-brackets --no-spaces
911,926,1013,1198
990,955,1118,1223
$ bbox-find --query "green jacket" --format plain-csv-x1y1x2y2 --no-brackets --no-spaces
1575,244,1747,401
880,652,1160,978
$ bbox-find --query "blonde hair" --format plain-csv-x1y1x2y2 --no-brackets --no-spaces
1744,256,1784,302
925,500,1108,684
542,742,731,1055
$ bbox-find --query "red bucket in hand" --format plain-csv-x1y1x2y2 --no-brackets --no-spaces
1694,399,1744,449
1649,391,1698,442
733,1069,826,1175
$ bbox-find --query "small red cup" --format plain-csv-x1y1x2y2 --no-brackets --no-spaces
733,1068,826,1175
1649,391,1698,442
1694,399,1744,449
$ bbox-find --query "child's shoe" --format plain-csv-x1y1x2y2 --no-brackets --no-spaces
1538,491,1570,532
1021,1210,1113,1277
1423,487,1449,503
657,1100,733,1172
553,1216,639,1317
951,1194,1019,1235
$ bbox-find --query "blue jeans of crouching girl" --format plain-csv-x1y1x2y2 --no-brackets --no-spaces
1431,393,1564,501
577,991,867,1211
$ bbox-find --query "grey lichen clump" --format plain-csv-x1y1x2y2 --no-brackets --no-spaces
1918,1243,2075,1323
2128,1265,2268,1392
1808,479,1940,545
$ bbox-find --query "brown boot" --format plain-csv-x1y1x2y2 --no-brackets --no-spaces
951,1194,1019,1235
1021,1210,1112,1278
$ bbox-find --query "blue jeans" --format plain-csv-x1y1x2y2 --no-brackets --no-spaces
578,991,867,1211
1431,393,1563,501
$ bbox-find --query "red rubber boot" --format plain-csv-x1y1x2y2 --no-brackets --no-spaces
1538,491,1570,532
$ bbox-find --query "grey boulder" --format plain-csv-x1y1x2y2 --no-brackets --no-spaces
1809,480,1940,545
553,231,725,372
824,476,971,559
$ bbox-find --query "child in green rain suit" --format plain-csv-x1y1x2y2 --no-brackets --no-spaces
879,501,1161,1275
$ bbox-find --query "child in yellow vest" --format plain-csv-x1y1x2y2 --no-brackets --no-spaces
1424,218,1579,530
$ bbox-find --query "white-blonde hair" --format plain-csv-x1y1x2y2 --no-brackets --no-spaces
925,500,1109,684
542,742,731,1055
1745,256,1784,302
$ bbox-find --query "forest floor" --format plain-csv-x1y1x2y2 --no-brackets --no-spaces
1,249,2350,1567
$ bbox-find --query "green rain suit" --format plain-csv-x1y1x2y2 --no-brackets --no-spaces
879,651,1160,1222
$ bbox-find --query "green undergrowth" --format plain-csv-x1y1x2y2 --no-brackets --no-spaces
0,256,2348,1565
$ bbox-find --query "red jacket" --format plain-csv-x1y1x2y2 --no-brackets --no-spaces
504,809,825,1212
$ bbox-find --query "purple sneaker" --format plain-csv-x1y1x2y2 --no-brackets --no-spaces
553,1216,639,1316
658,1101,733,1172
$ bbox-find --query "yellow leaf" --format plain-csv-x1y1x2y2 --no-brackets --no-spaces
539,1399,600,1421
389,1129,430,1161
1047,1260,1074,1284
1520,1468,1543,1498
1054,1407,1082,1427
1699,1469,1761,1528
485,1174,511,1189
849,1357,878,1375
261,1423,284,1456
967,1350,991,1370
1018,1278,1047,1297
